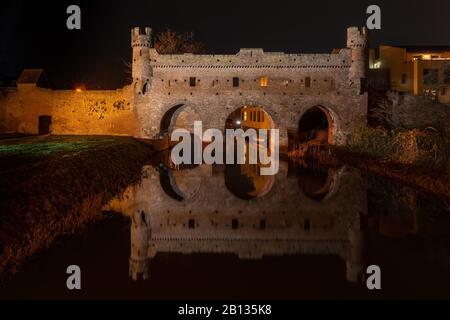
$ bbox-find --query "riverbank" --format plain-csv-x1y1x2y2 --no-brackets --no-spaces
336,149,450,200
0,135,152,281
293,146,450,201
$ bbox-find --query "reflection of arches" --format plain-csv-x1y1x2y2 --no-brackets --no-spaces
158,165,184,201
224,164,275,200
158,164,203,202
297,165,337,202
298,106,334,144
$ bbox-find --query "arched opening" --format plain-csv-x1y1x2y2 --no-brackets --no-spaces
298,106,333,145
224,105,276,200
225,105,274,131
160,104,185,136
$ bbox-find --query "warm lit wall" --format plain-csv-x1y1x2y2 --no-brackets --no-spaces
0,84,137,135
378,45,450,104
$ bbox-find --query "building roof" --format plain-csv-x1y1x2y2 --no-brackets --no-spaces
395,45,450,53
17,69,45,84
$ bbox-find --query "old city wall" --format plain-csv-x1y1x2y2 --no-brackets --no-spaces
0,84,137,135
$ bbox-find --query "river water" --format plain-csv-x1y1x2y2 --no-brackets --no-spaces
1,154,449,299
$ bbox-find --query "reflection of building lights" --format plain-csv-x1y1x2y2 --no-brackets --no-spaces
373,61,382,69
422,54,431,60
75,88,82,93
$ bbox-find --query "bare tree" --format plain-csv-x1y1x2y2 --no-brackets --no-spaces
154,29,205,54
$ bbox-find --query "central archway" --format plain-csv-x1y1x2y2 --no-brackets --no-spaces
223,105,276,199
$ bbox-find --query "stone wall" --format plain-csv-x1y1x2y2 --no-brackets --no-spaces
0,84,137,135
133,27,369,149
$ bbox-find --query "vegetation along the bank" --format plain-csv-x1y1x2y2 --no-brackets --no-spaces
0,135,152,281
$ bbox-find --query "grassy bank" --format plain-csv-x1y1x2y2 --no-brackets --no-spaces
291,127,450,200
0,135,152,281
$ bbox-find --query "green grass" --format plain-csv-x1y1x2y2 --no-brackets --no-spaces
0,135,132,173
0,135,153,281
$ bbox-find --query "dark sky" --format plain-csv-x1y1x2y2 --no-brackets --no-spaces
1,0,449,88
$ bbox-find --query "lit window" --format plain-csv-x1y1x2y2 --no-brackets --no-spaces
243,111,247,121
259,76,268,87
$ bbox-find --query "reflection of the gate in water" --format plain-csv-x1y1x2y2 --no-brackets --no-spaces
105,162,367,283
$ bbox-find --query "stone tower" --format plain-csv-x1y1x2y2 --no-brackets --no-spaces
129,209,151,281
131,27,152,95
347,26,368,95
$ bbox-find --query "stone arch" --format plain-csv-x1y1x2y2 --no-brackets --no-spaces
159,102,203,136
298,105,339,145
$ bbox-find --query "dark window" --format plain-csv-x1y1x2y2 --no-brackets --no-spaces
305,77,311,88
188,219,195,229
259,219,266,230
304,218,310,231
189,77,196,87
423,69,438,85
232,219,238,230
142,82,149,94
257,111,261,122
442,88,447,96
233,77,239,87
401,74,406,84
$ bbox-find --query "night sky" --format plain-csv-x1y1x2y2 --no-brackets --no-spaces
1,0,449,88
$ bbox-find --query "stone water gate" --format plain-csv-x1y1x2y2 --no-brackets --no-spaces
132,26,369,150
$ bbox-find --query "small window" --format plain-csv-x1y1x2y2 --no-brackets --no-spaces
243,111,248,121
305,77,311,88
188,219,195,229
259,76,268,87
261,112,264,122
142,82,149,94
232,219,238,230
233,77,239,87
304,218,310,231
259,219,266,230
257,111,261,122
442,88,447,96
401,74,406,84
423,69,438,85
189,77,196,87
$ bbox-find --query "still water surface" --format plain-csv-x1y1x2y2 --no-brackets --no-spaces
1,155,449,299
